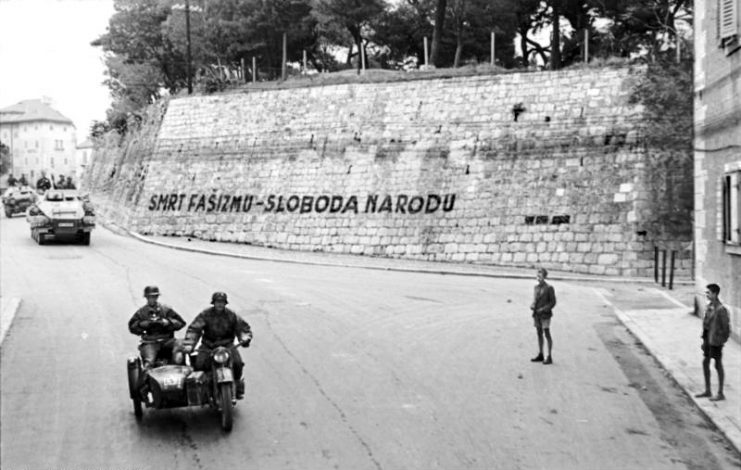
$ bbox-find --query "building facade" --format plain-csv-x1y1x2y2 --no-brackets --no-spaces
694,0,741,340
0,99,77,185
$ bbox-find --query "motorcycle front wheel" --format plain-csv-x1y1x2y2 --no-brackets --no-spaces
218,383,233,432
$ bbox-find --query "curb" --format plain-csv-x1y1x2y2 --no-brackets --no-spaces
0,297,22,346
106,223,693,286
611,306,741,454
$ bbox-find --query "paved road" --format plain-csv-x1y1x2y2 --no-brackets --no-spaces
1,215,738,470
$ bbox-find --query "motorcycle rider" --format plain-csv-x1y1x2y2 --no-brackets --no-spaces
183,292,252,399
128,286,186,369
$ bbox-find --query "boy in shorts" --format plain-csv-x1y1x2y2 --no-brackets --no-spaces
695,283,730,401
531,267,556,365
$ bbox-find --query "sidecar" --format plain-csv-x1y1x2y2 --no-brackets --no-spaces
127,352,236,431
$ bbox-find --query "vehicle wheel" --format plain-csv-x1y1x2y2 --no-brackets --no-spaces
127,361,143,420
218,383,233,432
132,396,143,419
80,232,91,246
4,208,12,218
38,232,46,245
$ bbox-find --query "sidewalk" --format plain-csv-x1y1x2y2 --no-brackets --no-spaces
0,296,21,345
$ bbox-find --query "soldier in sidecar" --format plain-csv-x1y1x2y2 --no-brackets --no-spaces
128,286,186,369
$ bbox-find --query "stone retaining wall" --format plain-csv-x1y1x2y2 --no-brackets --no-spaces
85,66,693,277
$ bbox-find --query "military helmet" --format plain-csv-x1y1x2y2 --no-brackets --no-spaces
211,291,228,304
143,286,161,297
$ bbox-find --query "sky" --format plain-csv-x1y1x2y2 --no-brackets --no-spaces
0,0,115,137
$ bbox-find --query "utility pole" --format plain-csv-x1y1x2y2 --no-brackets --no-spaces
185,0,192,94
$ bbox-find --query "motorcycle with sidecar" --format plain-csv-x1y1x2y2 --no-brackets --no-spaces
126,341,246,432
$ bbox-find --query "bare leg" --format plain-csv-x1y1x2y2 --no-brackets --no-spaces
695,357,712,397
531,328,544,361
711,358,725,400
544,328,553,357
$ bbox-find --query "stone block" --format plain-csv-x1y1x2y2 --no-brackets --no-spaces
588,265,607,275
598,253,619,265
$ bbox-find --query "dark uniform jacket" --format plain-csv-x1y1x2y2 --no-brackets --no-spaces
531,282,557,320
36,177,51,191
703,302,731,347
185,307,253,349
128,303,186,342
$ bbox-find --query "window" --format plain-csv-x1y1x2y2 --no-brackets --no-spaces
722,168,741,247
719,0,740,53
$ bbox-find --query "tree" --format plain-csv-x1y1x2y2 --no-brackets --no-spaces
514,0,547,67
241,0,318,78
429,0,447,66
313,0,386,71
446,0,519,68
0,141,10,175
373,1,433,69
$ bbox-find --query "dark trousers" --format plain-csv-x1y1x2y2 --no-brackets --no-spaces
194,346,244,383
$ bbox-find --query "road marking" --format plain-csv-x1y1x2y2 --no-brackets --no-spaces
593,287,613,298
81,332,89,340
650,287,691,309
592,288,619,311
256,278,274,283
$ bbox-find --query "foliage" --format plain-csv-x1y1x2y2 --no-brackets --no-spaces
629,59,693,149
313,0,387,71
0,141,10,175
629,59,694,238
90,0,694,136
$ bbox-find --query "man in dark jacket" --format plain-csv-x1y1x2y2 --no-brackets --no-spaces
36,171,52,192
128,285,186,368
531,267,557,364
184,292,252,398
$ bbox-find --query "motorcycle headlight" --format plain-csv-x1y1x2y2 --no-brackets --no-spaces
213,350,230,364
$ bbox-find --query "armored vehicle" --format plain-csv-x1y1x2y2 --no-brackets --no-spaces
26,190,96,245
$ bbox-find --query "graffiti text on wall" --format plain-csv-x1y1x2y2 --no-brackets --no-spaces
147,193,456,215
